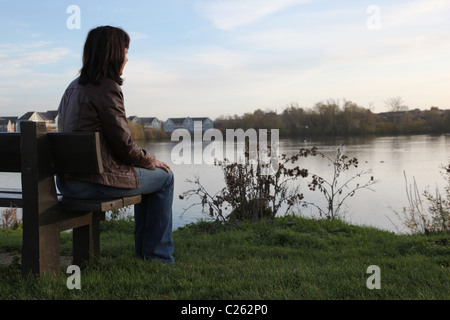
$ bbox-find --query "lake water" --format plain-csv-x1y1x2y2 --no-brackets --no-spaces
2,134,449,233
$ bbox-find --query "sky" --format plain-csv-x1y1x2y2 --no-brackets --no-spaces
0,0,449,120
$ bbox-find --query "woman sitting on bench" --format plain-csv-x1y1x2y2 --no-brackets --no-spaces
57,26,174,263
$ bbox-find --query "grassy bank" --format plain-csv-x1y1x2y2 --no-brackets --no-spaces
0,216,449,300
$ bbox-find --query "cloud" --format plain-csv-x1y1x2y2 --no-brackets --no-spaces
129,31,149,41
194,0,311,30
122,1,449,118
0,40,75,115
126,1,450,118
380,0,450,30
0,41,71,70
162,47,247,73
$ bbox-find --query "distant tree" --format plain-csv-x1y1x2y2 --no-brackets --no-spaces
384,96,408,133
127,120,145,140
385,96,407,113
424,107,444,133
340,100,372,135
280,103,308,137
313,100,340,135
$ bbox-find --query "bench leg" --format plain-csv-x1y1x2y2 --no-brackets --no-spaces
22,223,61,277
73,224,91,268
91,213,104,256
39,224,61,276
72,212,104,268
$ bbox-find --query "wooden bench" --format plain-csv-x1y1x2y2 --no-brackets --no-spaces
0,121,141,277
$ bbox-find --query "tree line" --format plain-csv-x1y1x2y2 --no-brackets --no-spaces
127,98,449,141
214,99,450,137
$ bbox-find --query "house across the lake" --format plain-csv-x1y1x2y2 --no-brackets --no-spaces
16,110,58,132
164,117,214,133
1,111,214,135
128,116,162,130
0,117,18,132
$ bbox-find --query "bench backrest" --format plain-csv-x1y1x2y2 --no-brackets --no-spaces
0,121,103,174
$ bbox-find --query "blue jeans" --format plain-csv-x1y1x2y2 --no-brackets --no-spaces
57,167,175,263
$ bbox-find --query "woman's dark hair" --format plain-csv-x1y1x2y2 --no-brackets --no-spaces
79,26,130,86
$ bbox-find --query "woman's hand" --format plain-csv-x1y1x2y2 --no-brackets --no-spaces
155,159,171,173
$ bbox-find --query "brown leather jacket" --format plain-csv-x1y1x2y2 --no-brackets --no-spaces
57,77,156,188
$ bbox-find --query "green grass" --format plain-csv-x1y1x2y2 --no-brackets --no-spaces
0,215,449,300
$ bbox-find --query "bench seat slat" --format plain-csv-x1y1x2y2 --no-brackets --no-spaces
58,197,123,212
0,187,141,213
122,195,142,207
59,194,141,212
0,188,22,194
0,193,22,207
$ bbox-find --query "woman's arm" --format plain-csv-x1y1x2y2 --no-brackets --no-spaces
98,86,156,170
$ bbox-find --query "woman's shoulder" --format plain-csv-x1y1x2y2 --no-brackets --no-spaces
83,77,122,95
98,77,122,90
